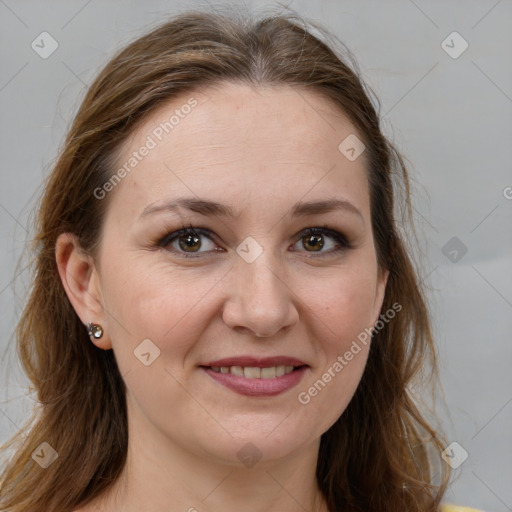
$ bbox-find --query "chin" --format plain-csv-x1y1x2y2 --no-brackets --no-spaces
191,417,322,469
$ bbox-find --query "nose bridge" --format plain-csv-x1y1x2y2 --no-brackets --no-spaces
244,254,283,302
222,245,298,337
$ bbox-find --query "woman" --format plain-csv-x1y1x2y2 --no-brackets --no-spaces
0,8,480,512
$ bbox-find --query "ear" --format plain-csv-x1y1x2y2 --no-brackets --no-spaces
55,233,112,350
371,267,390,327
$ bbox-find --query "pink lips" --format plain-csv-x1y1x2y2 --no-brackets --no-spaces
200,356,309,397
202,356,307,368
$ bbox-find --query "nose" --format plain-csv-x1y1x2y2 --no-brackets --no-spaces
221,256,299,338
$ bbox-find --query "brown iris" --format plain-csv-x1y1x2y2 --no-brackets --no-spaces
303,233,324,251
179,233,201,252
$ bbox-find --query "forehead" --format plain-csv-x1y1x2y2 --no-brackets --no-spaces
106,82,369,220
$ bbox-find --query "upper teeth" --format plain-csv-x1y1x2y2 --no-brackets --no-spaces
210,365,295,379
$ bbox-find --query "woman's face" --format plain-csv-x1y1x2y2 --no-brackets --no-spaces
92,82,387,466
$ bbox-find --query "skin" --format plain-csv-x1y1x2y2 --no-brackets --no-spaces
57,82,388,512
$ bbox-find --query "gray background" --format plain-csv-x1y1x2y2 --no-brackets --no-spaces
1,1,511,510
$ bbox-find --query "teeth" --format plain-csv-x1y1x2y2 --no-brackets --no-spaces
209,365,297,379
230,365,244,377
260,367,276,379
244,367,261,379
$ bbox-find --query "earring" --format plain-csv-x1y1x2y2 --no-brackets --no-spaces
87,322,104,339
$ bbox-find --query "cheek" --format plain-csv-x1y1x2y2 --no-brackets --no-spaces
99,260,225,424
302,260,379,346
292,259,378,424
100,256,227,363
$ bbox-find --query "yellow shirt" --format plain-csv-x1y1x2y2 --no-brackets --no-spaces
442,505,483,512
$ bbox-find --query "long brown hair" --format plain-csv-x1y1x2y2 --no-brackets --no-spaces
0,8,449,511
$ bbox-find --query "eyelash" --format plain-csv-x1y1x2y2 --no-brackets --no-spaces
156,224,352,259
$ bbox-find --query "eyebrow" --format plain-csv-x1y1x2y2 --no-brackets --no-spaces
140,198,235,219
291,198,363,221
139,197,363,222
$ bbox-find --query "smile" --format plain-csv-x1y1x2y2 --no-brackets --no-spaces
208,365,296,379
201,365,308,397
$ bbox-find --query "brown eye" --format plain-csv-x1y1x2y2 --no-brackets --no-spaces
291,227,351,257
179,233,202,252
303,233,324,251
157,226,219,258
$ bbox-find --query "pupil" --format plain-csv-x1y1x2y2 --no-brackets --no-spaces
304,234,323,251
179,234,201,251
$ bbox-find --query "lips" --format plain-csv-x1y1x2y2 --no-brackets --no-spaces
201,356,307,368
199,356,309,397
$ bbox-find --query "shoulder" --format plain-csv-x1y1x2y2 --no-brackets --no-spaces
441,505,486,512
